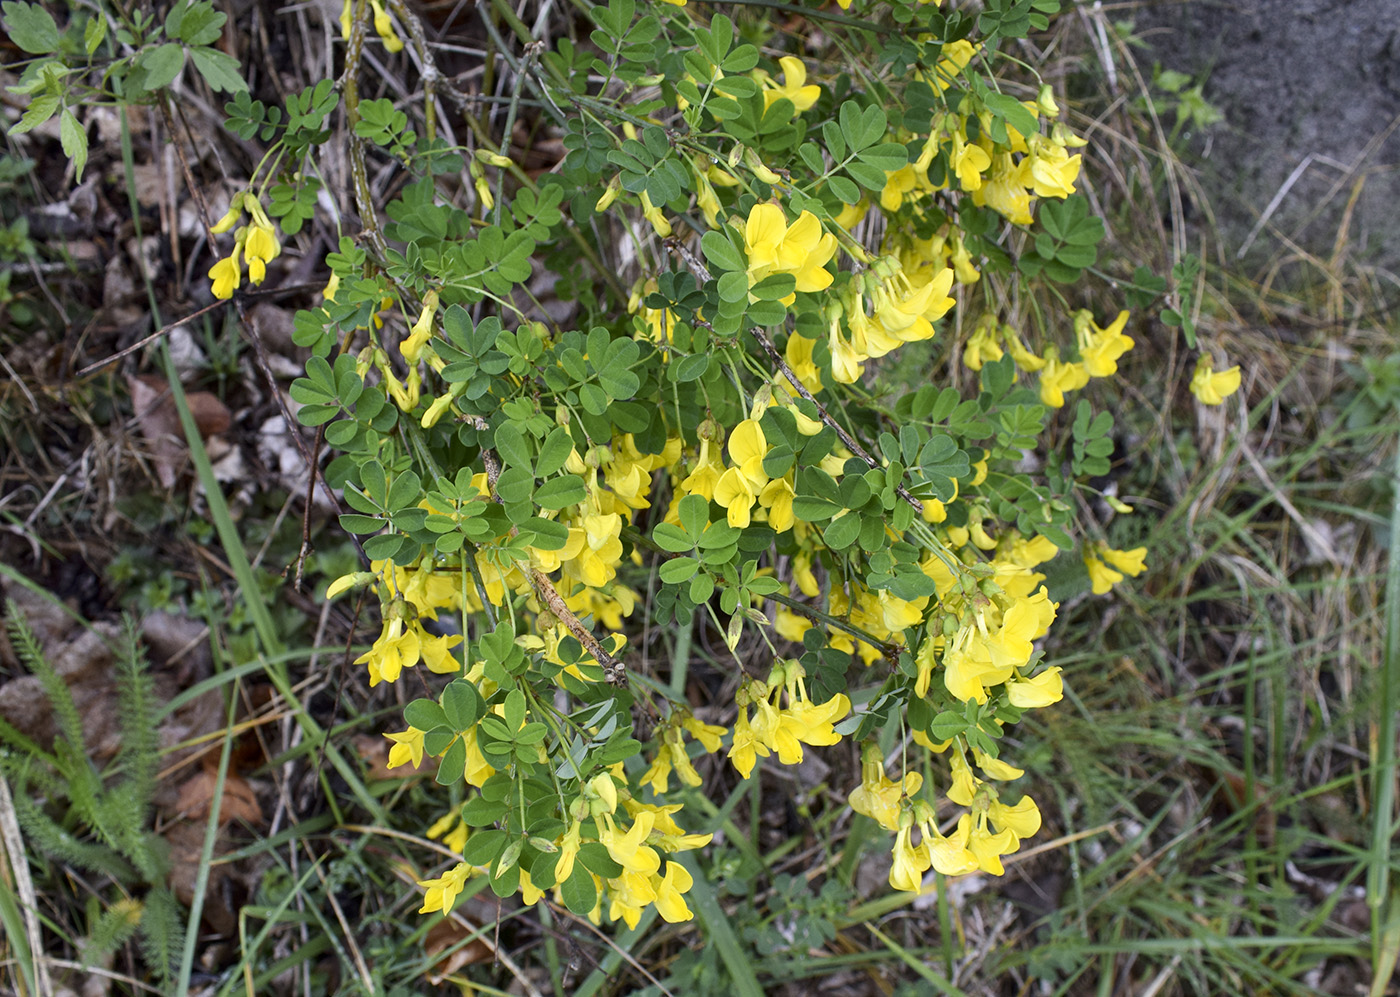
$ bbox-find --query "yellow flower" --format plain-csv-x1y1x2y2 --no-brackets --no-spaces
556,819,583,882
990,795,1042,840
639,190,671,237
889,826,930,892
1100,545,1146,577
879,164,918,212
680,714,726,753
972,747,1024,781
1037,348,1090,408
784,333,823,394
1006,665,1064,708
963,316,1003,371
973,154,1033,225
402,291,438,363
1026,138,1081,198
727,682,772,778
1083,544,1145,596
600,812,661,878
714,419,769,528
210,199,243,235
1082,551,1122,595
384,726,426,769
758,474,796,533
654,861,695,922
243,219,280,285
771,687,850,765
1077,309,1134,377
950,131,992,192
762,56,821,114
355,614,421,686
680,437,725,502
427,811,469,853
923,813,980,876
208,249,241,300
743,204,837,298
417,862,471,914
967,814,1018,875
1190,354,1242,405
368,0,403,52
849,749,923,831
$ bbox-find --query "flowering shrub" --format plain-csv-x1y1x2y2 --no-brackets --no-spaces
4,0,1245,930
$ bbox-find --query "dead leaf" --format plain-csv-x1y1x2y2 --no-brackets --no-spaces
165,821,237,935
174,766,263,826
127,375,232,487
424,916,492,984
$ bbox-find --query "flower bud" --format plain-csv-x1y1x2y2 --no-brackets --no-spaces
595,175,622,212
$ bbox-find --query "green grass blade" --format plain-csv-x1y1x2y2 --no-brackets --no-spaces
679,852,764,997
1371,433,1400,972
865,923,972,996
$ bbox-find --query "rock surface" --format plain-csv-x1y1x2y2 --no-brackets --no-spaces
1137,0,1400,271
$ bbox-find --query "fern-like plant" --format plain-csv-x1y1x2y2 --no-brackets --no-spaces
1,599,184,991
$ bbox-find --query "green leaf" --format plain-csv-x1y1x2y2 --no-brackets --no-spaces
503,689,526,731
59,110,86,181
823,513,861,550
749,272,795,301
8,93,59,136
338,513,385,535
701,230,744,273
827,175,860,205
982,91,1039,140
534,475,587,510
535,426,574,477
561,866,597,915
659,557,699,584
672,353,709,382
855,142,909,170
461,796,507,826
83,15,105,55
717,271,749,304
139,43,187,91
405,698,448,731
170,0,226,45
495,466,534,504
190,46,247,93
493,422,532,470
442,681,482,729
652,522,695,553
577,382,608,415
2,2,60,53
461,828,508,866
678,494,709,537
436,737,466,784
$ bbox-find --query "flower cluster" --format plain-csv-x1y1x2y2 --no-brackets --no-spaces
206,192,282,300
278,0,1197,926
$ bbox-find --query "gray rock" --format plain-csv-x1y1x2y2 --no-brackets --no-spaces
1136,0,1400,270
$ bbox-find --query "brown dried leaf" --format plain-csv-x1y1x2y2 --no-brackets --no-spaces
165,821,237,935
174,767,263,826
423,916,492,984
127,375,232,487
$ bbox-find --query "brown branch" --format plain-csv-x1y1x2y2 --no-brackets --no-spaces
479,438,626,685
526,566,627,686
